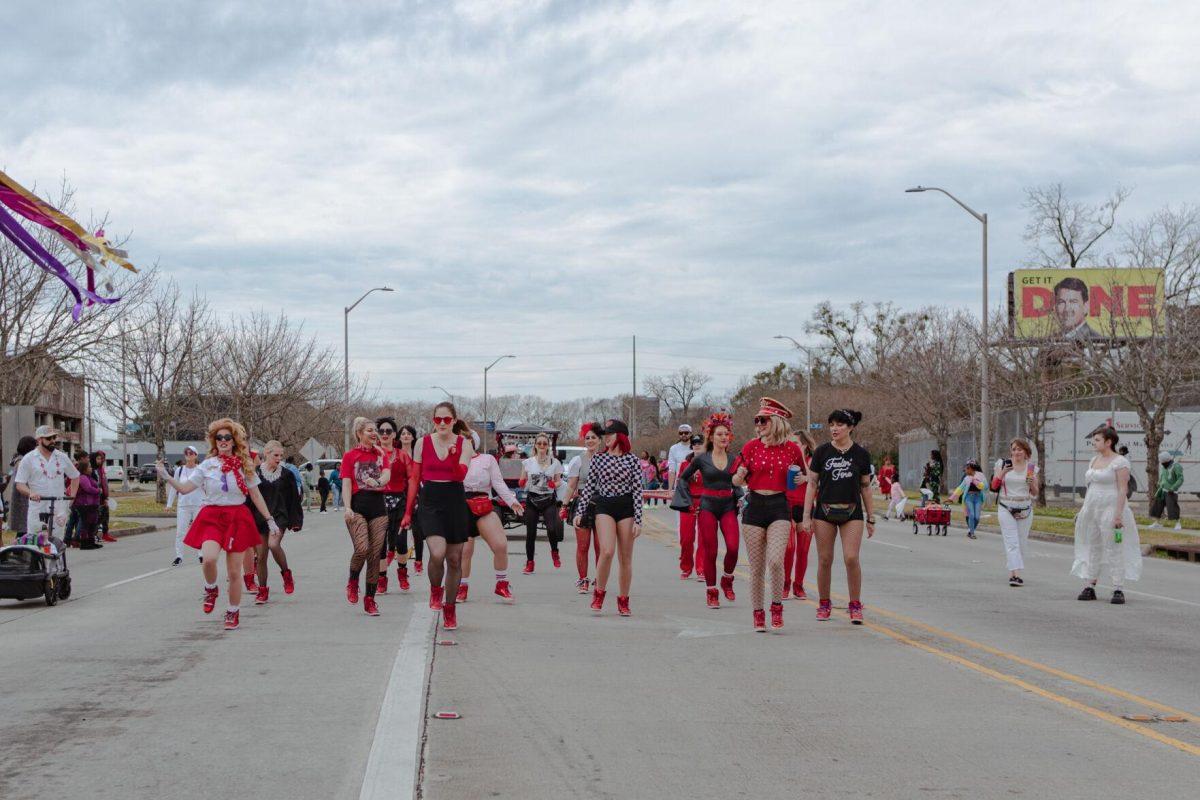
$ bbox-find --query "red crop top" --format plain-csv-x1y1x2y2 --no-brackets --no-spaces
419,435,467,482
737,439,806,493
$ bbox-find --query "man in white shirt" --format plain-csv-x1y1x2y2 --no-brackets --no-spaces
13,424,80,536
667,423,694,489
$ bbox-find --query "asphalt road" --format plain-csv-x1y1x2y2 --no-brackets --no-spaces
2,507,1198,799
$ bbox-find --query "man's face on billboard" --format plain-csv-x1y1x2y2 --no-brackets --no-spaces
1055,288,1087,330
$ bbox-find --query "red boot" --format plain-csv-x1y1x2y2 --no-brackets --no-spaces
281,569,295,595
456,583,469,603
414,559,424,574
442,603,458,631
244,574,258,593
102,532,118,543
523,560,535,574
770,602,784,630
706,587,720,609
590,588,606,613
753,609,766,631
202,585,219,614
617,596,631,617
495,580,513,601
397,564,410,592
377,574,388,595
551,551,561,569
346,580,359,605
364,596,380,616
720,574,735,602
255,585,269,605
429,585,444,611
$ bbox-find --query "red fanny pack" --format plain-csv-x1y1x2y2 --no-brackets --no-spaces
466,495,493,517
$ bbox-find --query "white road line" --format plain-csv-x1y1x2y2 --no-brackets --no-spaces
99,567,172,591
360,604,437,800
1122,589,1200,608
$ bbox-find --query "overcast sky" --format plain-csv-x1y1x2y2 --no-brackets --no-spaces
4,0,1199,405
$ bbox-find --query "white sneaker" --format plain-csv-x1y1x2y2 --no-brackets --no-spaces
1174,522,1183,531
1148,522,1160,529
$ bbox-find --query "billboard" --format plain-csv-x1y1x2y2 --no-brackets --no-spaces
1008,268,1165,340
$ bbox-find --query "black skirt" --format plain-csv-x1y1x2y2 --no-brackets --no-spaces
418,482,471,544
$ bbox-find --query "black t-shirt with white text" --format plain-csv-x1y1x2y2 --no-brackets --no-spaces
811,442,873,506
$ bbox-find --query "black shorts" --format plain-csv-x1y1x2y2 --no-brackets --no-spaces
418,482,470,544
742,492,790,528
351,491,388,522
567,498,596,530
791,504,803,524
594,494,636,523
811,502,865,524
700,495,738,517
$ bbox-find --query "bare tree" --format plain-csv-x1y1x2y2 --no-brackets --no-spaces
643,367,711,423
805,301,927,383
1023,183,1129,269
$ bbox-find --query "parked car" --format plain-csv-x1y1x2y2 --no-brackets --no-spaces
135,464,159,483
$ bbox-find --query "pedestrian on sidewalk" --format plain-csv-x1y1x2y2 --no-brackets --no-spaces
1072,426,1142,604
1148,452,1183,531
802,408,873,626
166,445,204,566
71,454,103,549
991,439,1038,587
950,460,987,539
91,451,117,543
5,436,37,539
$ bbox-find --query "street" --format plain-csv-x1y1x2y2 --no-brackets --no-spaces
2,509,1198,799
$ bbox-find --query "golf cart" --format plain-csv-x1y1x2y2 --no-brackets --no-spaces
493,424,562,530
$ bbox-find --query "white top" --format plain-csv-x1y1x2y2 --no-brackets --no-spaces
14,449,79,499
993,459,1037,503
522,456,563,497
186,457,260,506
167,464,205,509
667,441,692,478
1085,455,1130,494
464,454,519,506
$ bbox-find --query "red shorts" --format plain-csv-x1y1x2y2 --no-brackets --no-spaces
183,504,261,553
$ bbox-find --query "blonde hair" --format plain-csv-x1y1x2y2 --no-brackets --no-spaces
352,417,374,442
264,440,284,456
760,415,790,446
206,418,254,481
792,429,816,453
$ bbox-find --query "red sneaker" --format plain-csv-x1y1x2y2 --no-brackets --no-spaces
346,580,359,605
102,533,118,543
793,583,807,601
429,586,444,611
495,580,513,601
223,609,240,630
523,560,535,574
202,585,219,614
442,603,458,630
576,578,590,594
552,551,562,569
243,574,258,593
397,565,410,592
281,569,295,594
617,596,631,617
752,609,766,631
720,574,735,602
706,587,720,609
590,588,606,613
377,575,388,595
782,585,792,600
456,583,469,603
680,570,692,580
414,560,424,574
848,600,864,625
770,602,784,630
255,585,269,605
816,599,832,621
364,596,380,616
696,570,705,582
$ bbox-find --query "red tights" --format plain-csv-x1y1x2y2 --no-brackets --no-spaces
783,524,813,590
698,508,740,587
576,526,601,581
678,508,702,574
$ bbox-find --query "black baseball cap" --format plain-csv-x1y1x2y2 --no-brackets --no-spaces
690,434,703,445
602,419,629,436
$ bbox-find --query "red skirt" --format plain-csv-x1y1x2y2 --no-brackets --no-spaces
183,504,262,553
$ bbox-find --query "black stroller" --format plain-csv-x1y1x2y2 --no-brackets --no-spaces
0,497,72,606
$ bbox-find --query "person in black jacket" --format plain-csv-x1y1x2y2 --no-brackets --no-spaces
249,440,303,604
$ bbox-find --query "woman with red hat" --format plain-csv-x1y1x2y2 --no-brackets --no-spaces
732,398,807,631
574,418,642,616
801,409,874,624
564,422,604,593
680,413,741,608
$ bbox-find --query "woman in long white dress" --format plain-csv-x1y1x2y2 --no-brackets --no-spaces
1072,426,1142,605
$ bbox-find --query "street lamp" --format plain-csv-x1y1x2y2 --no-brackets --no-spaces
430,385,454,402
482,355,515,440
343,286,394,451
773,335,816,432
906,186,990,467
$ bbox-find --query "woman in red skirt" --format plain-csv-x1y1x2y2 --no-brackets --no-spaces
157,418,278,631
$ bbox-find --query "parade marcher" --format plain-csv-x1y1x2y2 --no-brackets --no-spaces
403,403,474,631
399,424,424,576
519,433,565,573
574,418,642,616
1148,452,1183,531
950,460,987,540
681,413,743,608
166,445,204,566
921,450,944,503
1072,427,1142,604
991,439,1038,586
802,409,875,625
782,429,815,600
5,436,37,539
374,416,413,595
317,469,331,512
13,425,80,538
675,434,706,581
564,422,604,593
340,418,394,616
666,423,693,488
250,441,302,604
460,427,524,602
734,399,807,630
242,451,263,595
156,419,279,631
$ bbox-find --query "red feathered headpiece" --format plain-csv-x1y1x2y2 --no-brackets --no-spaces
705,411,734,439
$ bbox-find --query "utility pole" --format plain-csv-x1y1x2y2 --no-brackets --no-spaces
631,335,637,437
120,329,129,489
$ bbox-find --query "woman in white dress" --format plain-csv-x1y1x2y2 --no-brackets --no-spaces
1072,426,1142,605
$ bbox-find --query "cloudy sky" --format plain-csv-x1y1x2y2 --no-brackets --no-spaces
4,1,1199,404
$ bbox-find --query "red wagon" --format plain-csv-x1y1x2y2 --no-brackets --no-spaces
913,504,951,536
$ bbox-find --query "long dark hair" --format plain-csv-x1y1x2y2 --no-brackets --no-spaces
15,435,36,459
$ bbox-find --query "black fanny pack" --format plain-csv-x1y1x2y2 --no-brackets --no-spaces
999,502,1031,520
527,492,556,512
821,503,858,524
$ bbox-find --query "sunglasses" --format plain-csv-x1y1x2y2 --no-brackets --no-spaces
753,416,769,425
432,416,453,425
379,428,395,435
214,433,234,442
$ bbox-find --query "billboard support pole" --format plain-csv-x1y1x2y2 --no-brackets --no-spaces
1071,399,1079,501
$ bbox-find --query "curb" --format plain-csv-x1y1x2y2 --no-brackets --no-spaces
913,517,1157,556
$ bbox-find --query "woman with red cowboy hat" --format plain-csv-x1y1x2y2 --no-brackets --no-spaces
732,398,807,631
680,412,741,608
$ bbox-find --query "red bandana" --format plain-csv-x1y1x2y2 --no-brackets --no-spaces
219,454,250,496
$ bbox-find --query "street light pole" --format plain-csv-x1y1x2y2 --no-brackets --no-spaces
906,186,990,467
773,335,815,432
343,286,394,452
431,385,454,403
482,355,515,440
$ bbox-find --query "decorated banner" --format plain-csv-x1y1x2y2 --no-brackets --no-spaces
1007,268,1165,340
0,168,137,320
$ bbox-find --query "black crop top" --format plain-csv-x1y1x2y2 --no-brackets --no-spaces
679,451,738,492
